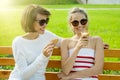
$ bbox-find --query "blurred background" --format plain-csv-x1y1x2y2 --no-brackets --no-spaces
0,0,120,49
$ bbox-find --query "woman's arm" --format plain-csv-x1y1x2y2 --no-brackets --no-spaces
13,46,49,80
12,38,53,80
62,36,104,79
61,39,82,75
45,30,62,47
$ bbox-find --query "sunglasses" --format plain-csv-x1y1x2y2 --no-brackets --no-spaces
35,18,49,26
71,19,88,26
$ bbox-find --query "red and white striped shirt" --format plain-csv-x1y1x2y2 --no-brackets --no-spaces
68,48,98,80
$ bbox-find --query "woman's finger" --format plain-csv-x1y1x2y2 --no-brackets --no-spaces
44,42,54,49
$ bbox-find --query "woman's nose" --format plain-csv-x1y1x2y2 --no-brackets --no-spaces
42,23,47,28
78,22,82,27
77,23,83,29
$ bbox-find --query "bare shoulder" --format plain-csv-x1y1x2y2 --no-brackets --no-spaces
62,38,71,43
61,38,71,54
61,38,71,47
89,36,103,50
90,36,103,42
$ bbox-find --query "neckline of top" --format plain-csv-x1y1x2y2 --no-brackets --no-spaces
69,47,94,52
19,34,41,42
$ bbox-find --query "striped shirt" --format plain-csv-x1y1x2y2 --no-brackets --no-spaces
68,48,98,80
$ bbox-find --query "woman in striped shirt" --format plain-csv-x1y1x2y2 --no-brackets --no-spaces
58,7,104,80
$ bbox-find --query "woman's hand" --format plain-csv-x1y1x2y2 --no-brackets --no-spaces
103,43,109,49
57,72,64,79
57,72,70,80
76,33,89,48
43,42,55,57
43,39,59,57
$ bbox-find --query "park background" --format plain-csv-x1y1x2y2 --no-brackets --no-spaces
0,0,120,49
0,0,120,75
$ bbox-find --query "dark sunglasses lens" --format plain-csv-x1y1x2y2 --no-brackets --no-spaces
39,18,49,26
80,19,87,25
39,20,46,26
71,21,79,26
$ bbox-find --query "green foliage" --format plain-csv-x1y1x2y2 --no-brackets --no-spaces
0,66,14,70
103,70,120,75
12,0,77,5
42,4,120,9
46,68,61,72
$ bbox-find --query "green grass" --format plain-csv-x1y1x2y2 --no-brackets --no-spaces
0,9,24,46
88,10,120,49
10,4,120,9
42,4,120,8
0,5,120,49
12,0,77,5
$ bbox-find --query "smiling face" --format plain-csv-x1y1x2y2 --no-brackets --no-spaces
70,12,88,34
68,8,88,35
21,4,51,33
33,14,49,34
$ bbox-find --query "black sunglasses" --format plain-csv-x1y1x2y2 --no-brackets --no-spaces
71,19,88,26
35,18,49,26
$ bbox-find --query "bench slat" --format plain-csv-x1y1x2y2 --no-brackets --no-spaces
98,74,120,80
0,70,11,78
0,47,60,55
52,47,61,55
0,70,59,80
104,49,120,58
104,62,120,70
0,58,61,68
1,71,120,80
0,47,120,58
1,58,120,70
47,60,61,68
45,72,59,80
0,46,12,54
0,58,15,66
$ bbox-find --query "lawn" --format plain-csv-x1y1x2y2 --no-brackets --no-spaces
0,4,120,49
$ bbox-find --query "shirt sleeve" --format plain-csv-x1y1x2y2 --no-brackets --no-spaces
12,38,49,80
45,30,63,47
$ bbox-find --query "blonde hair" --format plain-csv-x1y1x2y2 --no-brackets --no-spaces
68,7,88,23
21,4,51,32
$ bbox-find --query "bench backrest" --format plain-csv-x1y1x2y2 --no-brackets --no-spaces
0,46,120,80
0,46,61,80
98,49,120,80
